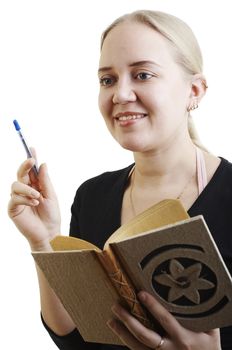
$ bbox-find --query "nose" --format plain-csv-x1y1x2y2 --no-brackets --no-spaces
112,79,137,104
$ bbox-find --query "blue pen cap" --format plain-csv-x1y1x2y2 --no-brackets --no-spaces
13,119,21,131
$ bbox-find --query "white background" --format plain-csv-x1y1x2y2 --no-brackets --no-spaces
0,0,231,348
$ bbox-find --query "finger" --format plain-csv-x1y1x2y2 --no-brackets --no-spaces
107,318,149,350
207,328,220,337
111,304,164,349
203,328,221,347
28,147,40,183
17,158,37,185
37,163,57,199
138,292,184,340
30,147,37,161
10,193,39,208
11,181,41,199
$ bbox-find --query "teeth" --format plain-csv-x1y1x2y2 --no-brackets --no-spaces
118,114,146,121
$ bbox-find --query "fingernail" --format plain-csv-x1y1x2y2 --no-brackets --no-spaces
31,199,39,206
138,291,146,302
40,163,47,173
30,190,40,198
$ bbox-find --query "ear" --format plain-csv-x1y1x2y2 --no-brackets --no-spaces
187,74,208,112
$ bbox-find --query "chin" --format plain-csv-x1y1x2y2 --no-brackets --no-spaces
120,141,149,153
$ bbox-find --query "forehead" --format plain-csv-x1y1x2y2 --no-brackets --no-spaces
99,21,174,68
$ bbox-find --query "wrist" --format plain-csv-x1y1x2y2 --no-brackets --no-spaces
29,236,59,252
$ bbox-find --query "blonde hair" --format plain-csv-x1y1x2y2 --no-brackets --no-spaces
101,10,207,151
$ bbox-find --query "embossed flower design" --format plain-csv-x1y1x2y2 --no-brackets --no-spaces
154,259,215,304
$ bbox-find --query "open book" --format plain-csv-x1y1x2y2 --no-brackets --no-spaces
32,199,232,345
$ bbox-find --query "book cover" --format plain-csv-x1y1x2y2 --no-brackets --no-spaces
32,200,232,344
110,215,232,332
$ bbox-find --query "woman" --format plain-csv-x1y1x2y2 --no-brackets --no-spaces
8,10,232,350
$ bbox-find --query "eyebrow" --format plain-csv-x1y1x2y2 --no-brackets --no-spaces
129,60,162,68
98,60,162,74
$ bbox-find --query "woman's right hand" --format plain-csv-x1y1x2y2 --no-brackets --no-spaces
8,157,61,251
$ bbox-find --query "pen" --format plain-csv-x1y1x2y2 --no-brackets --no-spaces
13,119,39,176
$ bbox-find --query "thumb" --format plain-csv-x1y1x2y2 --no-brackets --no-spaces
38,163,57,200
29,147,39,168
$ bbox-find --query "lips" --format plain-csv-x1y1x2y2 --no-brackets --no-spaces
114,112,147,121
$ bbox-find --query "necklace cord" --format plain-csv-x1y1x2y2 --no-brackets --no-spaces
129,148,206,217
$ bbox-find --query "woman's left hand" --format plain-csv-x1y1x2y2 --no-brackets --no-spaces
107,291,221,350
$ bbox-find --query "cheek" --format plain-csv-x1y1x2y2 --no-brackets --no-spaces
138,82,167,108
150,85,186,113
98,90,111,117
140,90,162,113
98,92,104,115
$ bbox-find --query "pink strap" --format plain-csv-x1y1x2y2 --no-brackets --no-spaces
196,147,207,195
128,148,207,197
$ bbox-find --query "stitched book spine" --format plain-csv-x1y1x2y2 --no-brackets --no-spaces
97,249,153,329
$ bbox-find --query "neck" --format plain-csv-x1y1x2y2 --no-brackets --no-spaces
133,138,197,187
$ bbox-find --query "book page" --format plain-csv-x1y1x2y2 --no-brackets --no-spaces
104,199,189,248
50,235,101,252
49,200,188,252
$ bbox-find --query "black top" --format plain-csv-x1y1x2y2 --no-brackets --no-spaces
43,158,232,350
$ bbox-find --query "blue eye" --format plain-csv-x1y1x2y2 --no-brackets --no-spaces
99,77,115,86
136,72,153,80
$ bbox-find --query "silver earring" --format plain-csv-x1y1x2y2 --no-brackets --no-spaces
187,101,198,112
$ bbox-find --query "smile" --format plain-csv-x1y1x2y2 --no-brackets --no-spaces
114,113,147,121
